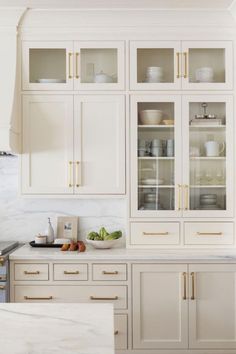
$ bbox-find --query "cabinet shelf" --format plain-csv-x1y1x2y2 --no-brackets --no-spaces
138,125,174,129
138,185,174,188
190,185,226,188
190,157,226,160
189,125,226,129
138,157,174,160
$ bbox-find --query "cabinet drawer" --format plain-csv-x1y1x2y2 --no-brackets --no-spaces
53,264,88,281
130,222,180,245
14,264,49,281
92,264,127,281
114,314,128,350
14,285,127,309
184,222,234,245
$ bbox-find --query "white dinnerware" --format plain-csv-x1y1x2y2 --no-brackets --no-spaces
139,110,163,125
195,67,214,83
204,140,225,157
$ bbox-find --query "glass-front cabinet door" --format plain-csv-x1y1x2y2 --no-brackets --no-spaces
22,41,74,90
130,41,181,90
130,95,182,217
182,41,233,90
182,95,233,217
74,41,125,90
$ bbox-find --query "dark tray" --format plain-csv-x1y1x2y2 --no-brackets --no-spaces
29,241,62,248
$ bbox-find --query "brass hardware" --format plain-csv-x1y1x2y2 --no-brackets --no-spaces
197,232,223,236
64,270,80,275
90,296,118,301
0,285,5,290
182,272,187,300
176,52,180,78
143,232,169,236
177,184,182,210
68,52,73,79
24,271,40,275
69,161,73,188
190,272,195,300
76,161,80,187
102,271,118,275
114,330,119,335
0,257,5,266
183,52,188,78
24,296,53,300
75,52,80,79
184,184,189,210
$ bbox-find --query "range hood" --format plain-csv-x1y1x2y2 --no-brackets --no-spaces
0,8,26,154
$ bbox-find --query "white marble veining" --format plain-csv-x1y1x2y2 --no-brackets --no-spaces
0,303,114,354
10,243,236,262
0,156,126,243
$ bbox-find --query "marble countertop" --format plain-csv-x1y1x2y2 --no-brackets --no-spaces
0,303,114,354
9,243,236,262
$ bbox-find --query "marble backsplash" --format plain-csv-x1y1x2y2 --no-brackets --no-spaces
0,156,126,244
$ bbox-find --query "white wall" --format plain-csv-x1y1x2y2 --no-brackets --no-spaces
0,156,126,244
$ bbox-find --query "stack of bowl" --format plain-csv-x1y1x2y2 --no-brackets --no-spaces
139,110,163,125
200,194,219,209
145,67,163,83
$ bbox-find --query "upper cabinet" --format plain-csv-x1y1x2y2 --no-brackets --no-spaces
130,40,233,91
22,41,125,91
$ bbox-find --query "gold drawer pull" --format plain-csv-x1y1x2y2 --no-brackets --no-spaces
176,52,180,78
183,52,188,78
64,270,80,275
68,52,73,79
197,232,223,236
182,272,187,300
190,272,195,300
90,296,118,301
76,161,80,187
75,52,80,79
69,161,73,188
24,296,53,300
0,285,5,290
0,258,5,266
114,330,119,335
102,271,118,275
143,232,169,236
24,271,40,275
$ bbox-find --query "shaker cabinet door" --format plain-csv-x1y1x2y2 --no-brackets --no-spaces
74,95,125,194
21,95,74,194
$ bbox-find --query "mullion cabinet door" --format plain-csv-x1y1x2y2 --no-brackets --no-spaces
182,94,234,217
181,40,233,90
22,41,74,90
74,95,125,194
73,41,125,90
130,95,182,217
21,95,74,194
129,40,182,90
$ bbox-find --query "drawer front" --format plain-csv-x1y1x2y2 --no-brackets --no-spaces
54,264,88,281
14,264,49,281
93,264,127,281
114,314,128,350
184,222,234,245
14,285,127,309
130,222,180,245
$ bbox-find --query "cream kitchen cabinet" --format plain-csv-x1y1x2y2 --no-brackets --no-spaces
130,40,233,91
22,40,125,91
21,94,125,195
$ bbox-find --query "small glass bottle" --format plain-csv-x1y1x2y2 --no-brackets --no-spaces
45,218,54,244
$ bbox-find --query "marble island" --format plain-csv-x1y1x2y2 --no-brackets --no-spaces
9,243,236,262
0,303,114,354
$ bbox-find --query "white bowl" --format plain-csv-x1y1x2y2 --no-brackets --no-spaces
139,110,163,125
195,67,214,82
86,238,121,249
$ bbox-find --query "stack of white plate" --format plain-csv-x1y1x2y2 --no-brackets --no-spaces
145,67,163,83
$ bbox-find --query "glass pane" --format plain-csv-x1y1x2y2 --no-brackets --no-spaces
137,102,175,211
80,48,117,83
189,48,225,83
137,48,174,83
189,101,226,211
29,49,66,83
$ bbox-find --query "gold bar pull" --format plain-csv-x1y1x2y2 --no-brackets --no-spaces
114,330,119,335
177,184,182,210
197,232,223,236
24,271,40,275
190,272,195,300
90,296,118,301
75,52,80,79
24,296,53,300
143,232,169,236
76,161,80,187
0,285,5,290
102,271,118,275
183,52,188,78
184,184,189,210
176,52,180,78
68,52,73,79
182,272,187,300
0,257,5,266
69,161,73,188
64,270,80,275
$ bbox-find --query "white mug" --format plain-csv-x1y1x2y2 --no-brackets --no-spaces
204,141,225,157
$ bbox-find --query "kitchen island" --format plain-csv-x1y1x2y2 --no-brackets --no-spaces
0,303,114,354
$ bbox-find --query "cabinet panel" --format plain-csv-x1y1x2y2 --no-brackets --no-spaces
14,264,49,281
114,314,128,350
92,264,127,281
130,222,180,245
132,264,188,349
189,264,236,349
74,95,125,194
53,263,88,281
21,95,74,194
